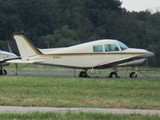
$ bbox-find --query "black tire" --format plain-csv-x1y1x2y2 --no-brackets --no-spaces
79,71,88,78
109,72,118,78
0,69,7,75
130,72,137,78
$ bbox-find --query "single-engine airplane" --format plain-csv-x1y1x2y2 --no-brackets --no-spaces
11,32,154,78
0,49,18,75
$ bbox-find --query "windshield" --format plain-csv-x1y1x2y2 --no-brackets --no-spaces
117,41,128,50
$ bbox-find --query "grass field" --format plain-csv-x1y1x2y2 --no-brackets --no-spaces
0,112,159,120
0,76,160,109
0,75,160,119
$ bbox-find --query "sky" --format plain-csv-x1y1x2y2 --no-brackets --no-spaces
121,0,160,12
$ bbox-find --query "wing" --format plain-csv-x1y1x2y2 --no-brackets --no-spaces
7,59,44,64
94,56,144,69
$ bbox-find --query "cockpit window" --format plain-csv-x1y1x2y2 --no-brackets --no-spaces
105,44,119,52
93,45,103,52
117,41,128,50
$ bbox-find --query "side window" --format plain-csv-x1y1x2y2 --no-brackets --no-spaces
93,45,103,52
104,44,110,51
105,44,119,52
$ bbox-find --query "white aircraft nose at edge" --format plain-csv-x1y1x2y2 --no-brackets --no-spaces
8,32,154,78
0,49,18,75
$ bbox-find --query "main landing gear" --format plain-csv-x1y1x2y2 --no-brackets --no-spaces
0,66,7,75
78,70,90,78
109,65,120,78
109,72,118,78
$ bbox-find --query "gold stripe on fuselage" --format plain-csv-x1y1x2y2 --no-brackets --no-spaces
37,52,144,58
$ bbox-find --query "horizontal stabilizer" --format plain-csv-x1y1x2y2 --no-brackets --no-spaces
0,59,4,62
95,55,143,68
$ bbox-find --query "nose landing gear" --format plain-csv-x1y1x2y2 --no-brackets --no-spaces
130,72,137,78
129,66,138,78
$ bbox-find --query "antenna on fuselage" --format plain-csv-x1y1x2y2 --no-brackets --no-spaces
7,44,12,53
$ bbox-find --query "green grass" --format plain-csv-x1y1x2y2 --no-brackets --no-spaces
0,76,160,109
0,112,159,120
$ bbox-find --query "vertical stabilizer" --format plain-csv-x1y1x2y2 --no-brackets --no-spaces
13,33,42,60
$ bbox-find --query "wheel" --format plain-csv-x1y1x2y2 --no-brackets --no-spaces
130,72,137,78
79,71,87,77
3,69,7,75
79,71,88,78
0,70,2,75
0,69,7,75
109,72,118,78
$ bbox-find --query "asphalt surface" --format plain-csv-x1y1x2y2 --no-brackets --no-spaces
8,71,160,79
0,106,160,115
6,68,160,78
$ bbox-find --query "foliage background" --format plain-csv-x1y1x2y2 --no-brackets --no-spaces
0,0,159,66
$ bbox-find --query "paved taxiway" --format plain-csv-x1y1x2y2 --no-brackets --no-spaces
0,106,160,115
8,71,160,79
6,67,160,78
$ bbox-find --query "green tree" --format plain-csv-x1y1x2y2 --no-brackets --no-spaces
53,25,80,47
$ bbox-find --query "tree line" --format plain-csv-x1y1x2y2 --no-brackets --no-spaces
0,0,159,66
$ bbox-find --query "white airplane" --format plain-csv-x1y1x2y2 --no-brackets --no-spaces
0,49,18,75
11,33,154,78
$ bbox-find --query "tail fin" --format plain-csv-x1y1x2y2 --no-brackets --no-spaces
13,33,42,60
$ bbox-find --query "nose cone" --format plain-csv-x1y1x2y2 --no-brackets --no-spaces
145,51,155,58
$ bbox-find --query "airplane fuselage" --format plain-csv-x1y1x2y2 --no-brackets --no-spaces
30,40,153,69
